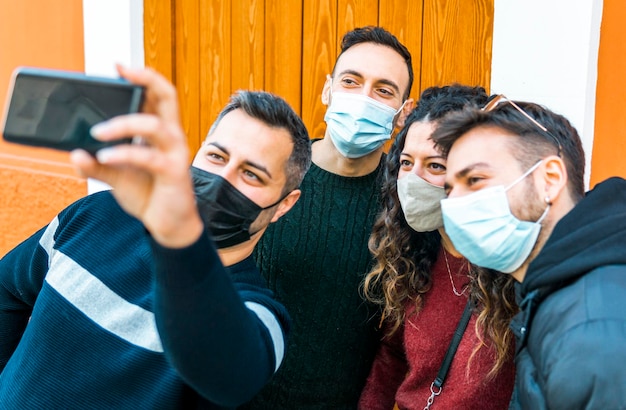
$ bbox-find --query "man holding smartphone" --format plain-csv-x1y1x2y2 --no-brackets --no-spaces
0,66,311,408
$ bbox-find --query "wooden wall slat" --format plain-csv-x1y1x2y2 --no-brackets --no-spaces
175,0,202,153
232,0,265,92
199,1,233,150
301,0,338,140
378,0,424,100
420,0,493,91
265,0,303,113
143,0,174,82
337,0,380,46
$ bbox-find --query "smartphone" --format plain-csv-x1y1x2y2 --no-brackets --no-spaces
1,67,144,154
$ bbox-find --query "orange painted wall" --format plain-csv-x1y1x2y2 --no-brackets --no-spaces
591,0,626,187
0,0,88,257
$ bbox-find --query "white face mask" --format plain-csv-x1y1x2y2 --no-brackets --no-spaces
397,173,446,232
324,87,405,158
440,160,549,273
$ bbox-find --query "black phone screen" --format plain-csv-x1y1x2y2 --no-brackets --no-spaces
2,69,143,153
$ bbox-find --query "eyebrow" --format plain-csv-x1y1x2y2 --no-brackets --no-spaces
399,152,446,160
337,69,401,96
444,162,491,191
454,162,492,179
208,142,273,179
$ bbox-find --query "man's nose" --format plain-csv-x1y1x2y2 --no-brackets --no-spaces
217,165,238,185
361,84,375,99
445,186,461,199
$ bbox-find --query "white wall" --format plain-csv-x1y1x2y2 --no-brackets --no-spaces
82,0,144,193
491,0,603,188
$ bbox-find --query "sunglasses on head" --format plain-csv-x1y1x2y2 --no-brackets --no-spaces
482,94,563,156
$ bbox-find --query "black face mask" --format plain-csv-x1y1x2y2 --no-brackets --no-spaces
191,166,281,249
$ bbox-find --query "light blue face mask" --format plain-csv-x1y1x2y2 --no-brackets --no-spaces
324,87,405,158
440,160,549,273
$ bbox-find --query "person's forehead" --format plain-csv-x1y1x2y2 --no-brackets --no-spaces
334,43,410,88
404,121,437,149
446,126,519,174
209,109,292,173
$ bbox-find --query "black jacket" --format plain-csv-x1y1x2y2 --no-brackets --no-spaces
509,177,626,410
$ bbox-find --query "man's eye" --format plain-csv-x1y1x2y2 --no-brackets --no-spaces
208,153,225,162
467,176,482,186
244,170,260,181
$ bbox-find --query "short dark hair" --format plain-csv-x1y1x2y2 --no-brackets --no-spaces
209,91,312,193
432,101,586,200
332,26,413,100
411,84,489,123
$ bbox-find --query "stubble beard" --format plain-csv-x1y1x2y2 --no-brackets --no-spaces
515,177,551,266
248,204,280,238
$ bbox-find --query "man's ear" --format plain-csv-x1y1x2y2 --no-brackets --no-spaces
270,189,301,223
321,75,331,105
395,98,415,128
541,155,568,203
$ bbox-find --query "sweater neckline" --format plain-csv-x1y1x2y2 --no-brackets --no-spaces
226,254,256,274
307,140,385,189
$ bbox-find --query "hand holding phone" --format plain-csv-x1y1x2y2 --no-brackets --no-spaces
1,67,144,154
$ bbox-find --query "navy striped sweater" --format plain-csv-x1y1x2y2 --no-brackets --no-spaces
0,190,289,409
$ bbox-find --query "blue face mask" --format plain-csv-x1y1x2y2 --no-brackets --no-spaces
440,160,549,273
324,88,405,158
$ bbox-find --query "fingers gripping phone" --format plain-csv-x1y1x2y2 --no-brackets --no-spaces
1,67,145,154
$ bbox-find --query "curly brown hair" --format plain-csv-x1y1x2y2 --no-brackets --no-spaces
362,85,518,377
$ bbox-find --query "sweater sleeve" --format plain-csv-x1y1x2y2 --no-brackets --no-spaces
150,230,290,407
0,223,53,371
358,322,407,410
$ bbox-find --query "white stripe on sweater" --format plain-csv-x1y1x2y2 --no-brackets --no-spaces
40,217,284,368
40,217,163,352
245,301,285,371
45,251,164,352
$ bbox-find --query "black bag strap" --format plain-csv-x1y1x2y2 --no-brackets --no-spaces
435,299,473,387
424,299,473,410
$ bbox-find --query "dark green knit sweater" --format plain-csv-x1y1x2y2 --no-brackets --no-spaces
244,153,384,409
